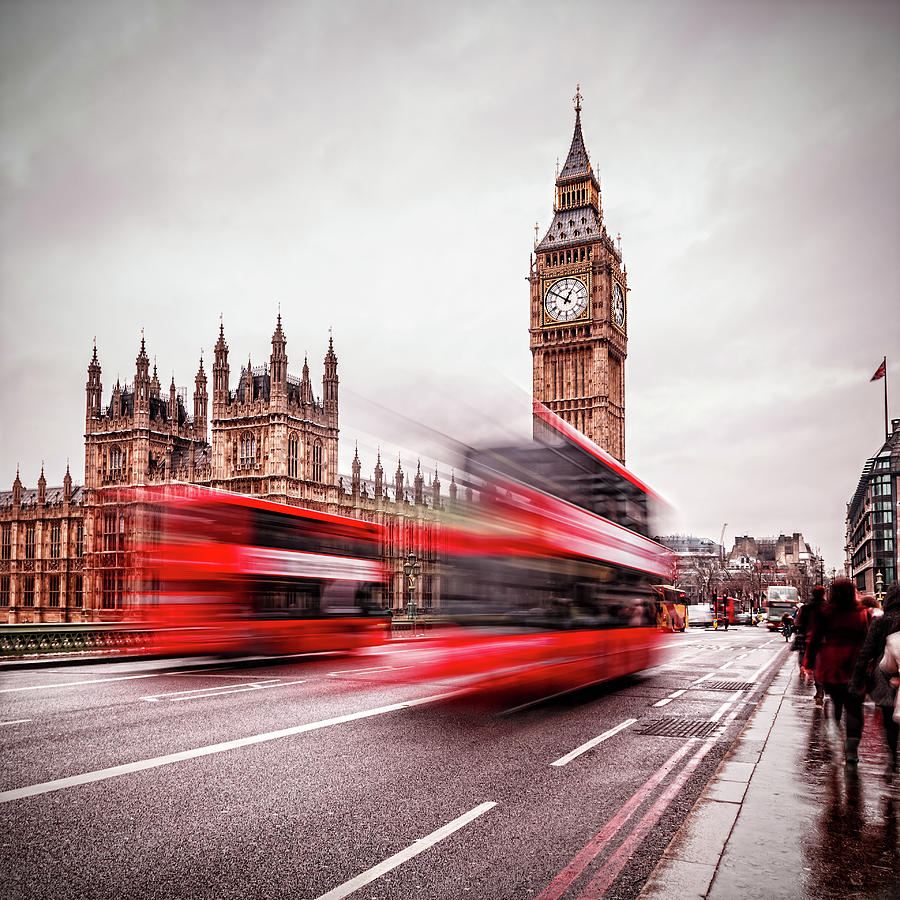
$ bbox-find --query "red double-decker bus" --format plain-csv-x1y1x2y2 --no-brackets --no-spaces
132,484,390,657
392,403,675,698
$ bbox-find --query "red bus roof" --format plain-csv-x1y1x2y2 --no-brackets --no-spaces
125,483,382,537
532,400,666,504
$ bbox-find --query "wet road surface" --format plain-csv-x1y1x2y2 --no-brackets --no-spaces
1,628,791,899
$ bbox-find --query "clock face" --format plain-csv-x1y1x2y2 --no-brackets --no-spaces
545,277,589,323
612,282,625,328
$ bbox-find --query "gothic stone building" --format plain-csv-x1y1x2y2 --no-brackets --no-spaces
2,313,445,623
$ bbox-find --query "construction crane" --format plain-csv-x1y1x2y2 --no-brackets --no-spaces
719,523,728,558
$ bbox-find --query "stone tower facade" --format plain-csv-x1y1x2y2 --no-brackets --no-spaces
530,88,627,463
209,316,340,506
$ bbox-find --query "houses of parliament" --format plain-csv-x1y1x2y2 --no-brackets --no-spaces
0,93,628,622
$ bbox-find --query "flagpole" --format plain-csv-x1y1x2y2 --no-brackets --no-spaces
884,356,890,443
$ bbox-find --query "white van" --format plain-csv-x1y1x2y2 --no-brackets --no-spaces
687,604,713,627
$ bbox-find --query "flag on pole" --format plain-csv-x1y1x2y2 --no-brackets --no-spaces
871,358,886,382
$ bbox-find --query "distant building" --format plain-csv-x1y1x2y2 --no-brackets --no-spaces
846,418,900,593
726,533,823,602
655,535,722,603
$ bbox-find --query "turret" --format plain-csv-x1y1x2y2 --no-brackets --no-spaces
244,356,253,404
449,471,457,505
351,442,361,501
12,467,22,506
134,333,150,414
374,450,384,502
150,360,161,399
193,355,208,440
112,379,122,419
414,460,424,506
63,463,73,504
86,342,102,429
323,333,338,424
300,356,314,404
270,314,287,406
212,319,230,414
395,457,404,504
37,465,46,506
432,466,441,510
168,376,177,423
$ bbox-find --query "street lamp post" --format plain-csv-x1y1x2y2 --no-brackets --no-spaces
403,552,421,636
876,569,884,605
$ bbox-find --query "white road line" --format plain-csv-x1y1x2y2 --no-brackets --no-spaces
141,680,307,702
652,698,672,707
749,652,782,683
692,672,715,685
669,689,686,698
709,690,744,722
717,661,734,670
314,802,498,900
0,719,32,726
327,665,414,677
551,719,637,767
0,672,168,693
0,690,458,803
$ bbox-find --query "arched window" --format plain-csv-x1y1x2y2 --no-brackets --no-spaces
232,439,238,469
288,433,299,478
240,432,256,466
312,440,323,482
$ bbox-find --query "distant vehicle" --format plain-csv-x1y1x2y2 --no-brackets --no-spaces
653,585,688,632
764,586,800,630
686,604,714,627
734,611,752,626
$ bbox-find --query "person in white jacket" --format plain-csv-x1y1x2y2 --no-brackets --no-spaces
880,630,900,729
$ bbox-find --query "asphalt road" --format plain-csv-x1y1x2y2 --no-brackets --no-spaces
1,626,789,900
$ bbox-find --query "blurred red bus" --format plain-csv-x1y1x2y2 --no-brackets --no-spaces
131,485,390,657
400,403,674,697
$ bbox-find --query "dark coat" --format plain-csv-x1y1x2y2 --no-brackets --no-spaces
849,610,900,706
803,601,870,686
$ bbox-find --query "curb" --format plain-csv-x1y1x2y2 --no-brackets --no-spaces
638,651,794,899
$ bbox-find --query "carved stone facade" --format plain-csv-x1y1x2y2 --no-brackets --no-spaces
1,313,449,622
530,89,627,463
0,467,84,623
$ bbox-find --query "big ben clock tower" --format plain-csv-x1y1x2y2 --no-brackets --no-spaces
530,87,627,463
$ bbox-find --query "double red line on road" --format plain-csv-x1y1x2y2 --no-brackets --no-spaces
537,697,747,900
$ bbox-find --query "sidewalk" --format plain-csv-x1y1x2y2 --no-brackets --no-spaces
640,655,900,900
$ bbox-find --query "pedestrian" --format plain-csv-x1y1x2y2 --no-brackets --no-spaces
803,578,870,766
794,586,826,699
854,581,900,775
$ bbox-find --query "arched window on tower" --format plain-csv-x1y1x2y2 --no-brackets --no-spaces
232,439,238,470
288,433,299,478
312,440,323,483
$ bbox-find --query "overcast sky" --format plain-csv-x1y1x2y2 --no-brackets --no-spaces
2,0,899,572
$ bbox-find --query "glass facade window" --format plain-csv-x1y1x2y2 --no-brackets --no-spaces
0,576,9,606
73,575,83,608
51,521,61,559
22,575,34,606
25,523,35,559
1,524,10,561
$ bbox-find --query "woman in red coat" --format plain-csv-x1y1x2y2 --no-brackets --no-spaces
803,578,870,765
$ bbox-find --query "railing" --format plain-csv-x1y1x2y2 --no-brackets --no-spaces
0,624,154,658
